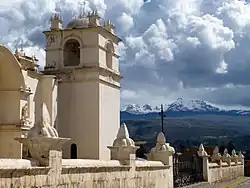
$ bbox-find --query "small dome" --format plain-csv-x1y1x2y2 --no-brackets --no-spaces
66,17,89,29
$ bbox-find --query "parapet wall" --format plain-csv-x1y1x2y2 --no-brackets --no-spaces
208,162,244,183
198,144,245,184
0,153,173,188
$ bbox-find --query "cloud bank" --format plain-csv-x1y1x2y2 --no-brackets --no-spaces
1,0,250,108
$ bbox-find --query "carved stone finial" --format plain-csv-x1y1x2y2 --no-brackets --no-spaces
113,123,135,147
212,146,221,163
148,132,175,165
15,48,19,55
104,20,115,28
108,123,138,164
152,132,175,153
50,13,63,30
104,20,115,34
222,148,231,165
197,143,208,157
238,151,244,164
51,13,62,21
231,149,238,164
213,146,219,154
232,149,237,156
238,151,244,158
87,9,100,27
157,132,166,144
94,10,99,16
117,122,129,138
19,46,25,56
199,143,204,150
223,148,228,155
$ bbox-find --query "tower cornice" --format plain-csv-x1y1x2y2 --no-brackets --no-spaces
43,26,122,44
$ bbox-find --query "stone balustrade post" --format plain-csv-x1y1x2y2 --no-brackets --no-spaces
48,149,64,186
212,146,222,165
148,132,175,166
222,148,231,166
148,132,175,188
107,123,139,165
238,151,245,165
231,149,238,165
197,143,210,182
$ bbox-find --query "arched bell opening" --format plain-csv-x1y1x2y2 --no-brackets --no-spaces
63,39,81,67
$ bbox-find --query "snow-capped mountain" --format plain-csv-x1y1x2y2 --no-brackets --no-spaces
121,104,160,114
120,98,250,120
167,98,220,112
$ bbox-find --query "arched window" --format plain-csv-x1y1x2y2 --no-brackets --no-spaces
70,143,77,159
106,41,114,69
63,39,80,67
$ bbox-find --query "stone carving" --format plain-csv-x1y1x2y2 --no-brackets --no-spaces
16,103,69,166
212,146,221,163
27,103,59,138
20,103,31,126
148,132,175,165
238,151,244,164
197,143,208,157
112,122,135,147
222,149,231,165
108,123,138,164
104,20,115,30
151,132,175,153
231,150,238,164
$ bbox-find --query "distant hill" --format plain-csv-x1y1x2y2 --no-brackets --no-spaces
121,98,250,120
123,115,250,152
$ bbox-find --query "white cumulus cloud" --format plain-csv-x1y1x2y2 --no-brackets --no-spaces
1,0,250,108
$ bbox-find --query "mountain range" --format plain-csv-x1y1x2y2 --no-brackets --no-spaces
121,98,250,120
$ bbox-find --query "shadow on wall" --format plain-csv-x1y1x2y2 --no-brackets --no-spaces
33,80,41,125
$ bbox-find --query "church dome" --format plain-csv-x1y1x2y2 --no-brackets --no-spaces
66,17,89,29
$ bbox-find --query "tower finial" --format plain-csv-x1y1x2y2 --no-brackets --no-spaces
20,40,24,51
78,0,86,18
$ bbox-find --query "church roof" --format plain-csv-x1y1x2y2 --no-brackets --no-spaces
66,17,89,29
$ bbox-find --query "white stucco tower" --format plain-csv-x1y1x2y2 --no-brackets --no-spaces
43,12,122,160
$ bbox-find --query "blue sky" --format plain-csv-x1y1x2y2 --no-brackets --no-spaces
1,0,250,109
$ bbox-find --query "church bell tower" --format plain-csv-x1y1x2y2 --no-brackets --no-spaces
43,11,122,160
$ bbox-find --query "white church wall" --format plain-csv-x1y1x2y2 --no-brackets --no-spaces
0,156,172,188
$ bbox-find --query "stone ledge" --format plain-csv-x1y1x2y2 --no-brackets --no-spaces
135,160,164,167
0,167,51,177
0,159,32,169
61,166,131,174
209,163,243,169
62,159,121,167
136,165,171,171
